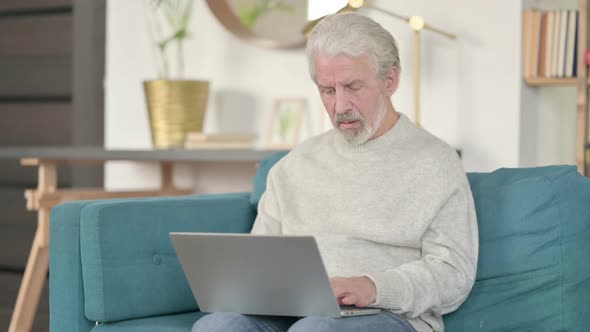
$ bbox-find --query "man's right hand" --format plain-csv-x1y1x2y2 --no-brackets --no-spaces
330,276,377,307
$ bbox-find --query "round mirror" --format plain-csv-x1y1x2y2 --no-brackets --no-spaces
206,0,311,49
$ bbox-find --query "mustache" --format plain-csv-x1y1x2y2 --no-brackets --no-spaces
335,111,364,123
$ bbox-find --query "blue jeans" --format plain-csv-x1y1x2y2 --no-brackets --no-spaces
192,311,417,332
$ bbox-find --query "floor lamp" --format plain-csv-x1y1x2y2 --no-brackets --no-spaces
304,0,457,128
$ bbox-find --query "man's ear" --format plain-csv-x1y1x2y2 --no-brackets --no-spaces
383,66,400,97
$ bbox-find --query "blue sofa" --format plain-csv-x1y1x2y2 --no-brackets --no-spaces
50,152,590,331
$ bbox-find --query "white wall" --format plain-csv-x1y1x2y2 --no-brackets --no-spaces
519,0,579,167
368,0,523,171
105,0,525,192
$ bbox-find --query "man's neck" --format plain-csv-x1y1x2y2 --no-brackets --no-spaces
369,103,399,141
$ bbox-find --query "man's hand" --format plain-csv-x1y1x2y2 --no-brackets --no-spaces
330,276,377,307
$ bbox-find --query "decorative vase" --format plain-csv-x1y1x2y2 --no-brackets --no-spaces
143,79,210,149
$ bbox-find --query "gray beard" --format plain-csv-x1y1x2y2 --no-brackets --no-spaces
335,96,387,146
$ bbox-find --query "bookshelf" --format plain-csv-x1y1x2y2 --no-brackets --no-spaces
523,0,589,176
525,77,578,85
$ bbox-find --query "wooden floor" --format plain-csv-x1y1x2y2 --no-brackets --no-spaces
0,272,49,332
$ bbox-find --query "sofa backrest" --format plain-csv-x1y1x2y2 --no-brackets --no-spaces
253,152,590,330
77,194,255,324
445,165,590,330
251,150,289,208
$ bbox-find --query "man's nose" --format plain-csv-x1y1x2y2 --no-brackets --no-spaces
334,90,351,114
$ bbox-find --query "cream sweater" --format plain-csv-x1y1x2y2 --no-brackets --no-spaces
251,114,479,332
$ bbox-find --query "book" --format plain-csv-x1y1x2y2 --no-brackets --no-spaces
538,12,548,77
572,10,579,77
557,10,568,77
523,9,534,78
530,10,542,77
545,11,555,77
531,10,543,77
564,10,578,77
551,10,562,77
184,133,257,150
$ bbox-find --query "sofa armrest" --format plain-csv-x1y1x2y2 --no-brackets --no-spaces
50,193,255,329
50,200,100,332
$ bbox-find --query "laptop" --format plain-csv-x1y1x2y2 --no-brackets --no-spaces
170,232,381,318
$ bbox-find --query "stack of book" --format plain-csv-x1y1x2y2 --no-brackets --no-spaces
184,133,257,150
522,9,579,79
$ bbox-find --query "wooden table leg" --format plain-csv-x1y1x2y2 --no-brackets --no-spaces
8,210,50,332
9,162,56,332
161,161,174,191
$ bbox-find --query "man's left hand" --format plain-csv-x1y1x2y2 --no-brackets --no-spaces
330,276,377,307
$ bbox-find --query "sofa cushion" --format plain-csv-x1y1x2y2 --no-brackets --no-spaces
80,193,255,323
250,150,288,208
92,311,205,332
444,165,590,330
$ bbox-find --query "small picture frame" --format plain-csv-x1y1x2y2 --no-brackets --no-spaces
265,98,307,149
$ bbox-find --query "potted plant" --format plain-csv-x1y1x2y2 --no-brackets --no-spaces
144,0,209,149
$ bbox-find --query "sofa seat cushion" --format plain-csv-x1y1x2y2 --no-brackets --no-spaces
92,311,205,332
444,165,590,330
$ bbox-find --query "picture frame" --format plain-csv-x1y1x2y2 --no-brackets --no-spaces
265,98,307,149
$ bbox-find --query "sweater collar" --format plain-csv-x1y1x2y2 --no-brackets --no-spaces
334,112,413,153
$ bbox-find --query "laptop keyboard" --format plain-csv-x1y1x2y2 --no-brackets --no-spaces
340,305,367,314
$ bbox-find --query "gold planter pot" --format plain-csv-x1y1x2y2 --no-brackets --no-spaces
144,79,210,149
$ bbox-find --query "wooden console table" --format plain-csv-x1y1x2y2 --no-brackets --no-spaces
0,147,277,332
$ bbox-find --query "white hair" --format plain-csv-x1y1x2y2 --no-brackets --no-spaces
306,13,401,81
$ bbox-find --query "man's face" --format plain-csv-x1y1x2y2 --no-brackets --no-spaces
314,53,391,145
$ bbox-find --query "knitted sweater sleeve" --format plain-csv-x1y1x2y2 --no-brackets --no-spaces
251,167,283,235
365,159,479,317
